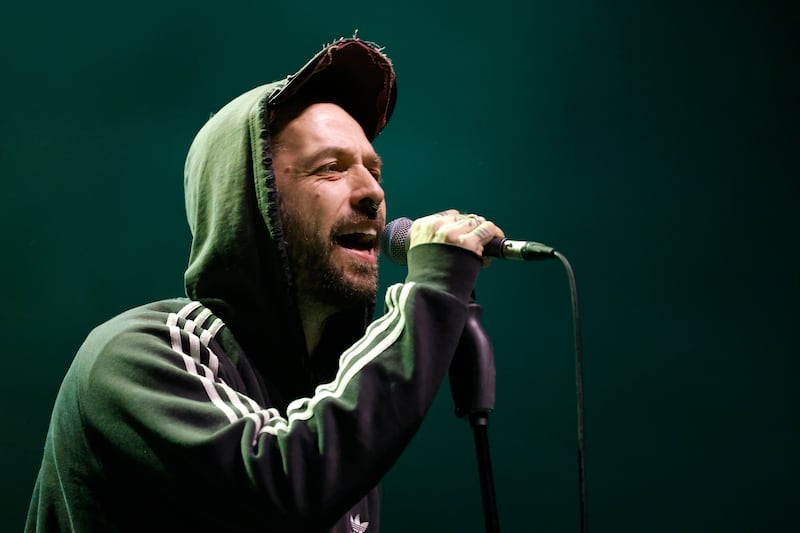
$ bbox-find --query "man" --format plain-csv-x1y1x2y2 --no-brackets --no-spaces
26,38,504,532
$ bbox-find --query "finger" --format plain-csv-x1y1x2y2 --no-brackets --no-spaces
464,213,486,223
463,221,501,245
414,209,461,232
409,212,503,255
437,213,487,232
424,213,479,236
449,216,483,229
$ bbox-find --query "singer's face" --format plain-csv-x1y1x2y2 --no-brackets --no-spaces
272,102,386,310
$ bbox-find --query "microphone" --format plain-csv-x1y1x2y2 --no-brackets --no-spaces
381,217,556,265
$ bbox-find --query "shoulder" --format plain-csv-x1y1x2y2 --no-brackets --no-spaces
72,297,239,398
75,298,228,376
83,298,194,348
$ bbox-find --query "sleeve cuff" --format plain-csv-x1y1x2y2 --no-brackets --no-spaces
405,243,482,303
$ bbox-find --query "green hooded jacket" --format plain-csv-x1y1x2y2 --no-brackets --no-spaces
25,38,483,532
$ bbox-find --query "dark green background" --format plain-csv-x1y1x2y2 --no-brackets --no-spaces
2,1,797,531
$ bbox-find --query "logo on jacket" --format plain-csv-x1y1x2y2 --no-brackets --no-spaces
350,514,369,533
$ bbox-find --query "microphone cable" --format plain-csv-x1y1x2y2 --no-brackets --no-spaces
553,251,587,533
380,216,587,530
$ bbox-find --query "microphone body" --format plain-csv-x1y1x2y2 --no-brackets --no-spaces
381,217,555,265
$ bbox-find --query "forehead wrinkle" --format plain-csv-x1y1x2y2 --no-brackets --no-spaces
271,103,382,171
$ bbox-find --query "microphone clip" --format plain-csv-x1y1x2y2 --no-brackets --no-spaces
449,298,496,419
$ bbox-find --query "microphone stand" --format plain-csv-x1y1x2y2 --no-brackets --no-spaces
449,297,500,533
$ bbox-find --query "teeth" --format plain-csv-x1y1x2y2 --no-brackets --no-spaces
352,228,377,236
335,231,376,251
339,227,377,237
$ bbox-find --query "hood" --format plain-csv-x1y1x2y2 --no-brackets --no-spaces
182,38,397,407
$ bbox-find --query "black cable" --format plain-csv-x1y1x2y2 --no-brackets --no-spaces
553,251,587,533
448,246,585,532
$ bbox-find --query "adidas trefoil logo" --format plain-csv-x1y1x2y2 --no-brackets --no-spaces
350,514,369,533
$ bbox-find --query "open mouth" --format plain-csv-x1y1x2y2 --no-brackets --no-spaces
333,226,379,257
335,233,376,251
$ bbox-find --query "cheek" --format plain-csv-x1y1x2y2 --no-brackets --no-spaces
276,176,318,214
289,189,335,238
312,182,352,216
280,179,351,234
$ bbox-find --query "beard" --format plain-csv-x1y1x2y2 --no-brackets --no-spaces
279,202,379,311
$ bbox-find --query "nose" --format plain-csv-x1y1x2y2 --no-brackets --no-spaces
351,166,385,219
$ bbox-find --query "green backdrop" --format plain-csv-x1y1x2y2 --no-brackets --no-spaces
2,0,797,531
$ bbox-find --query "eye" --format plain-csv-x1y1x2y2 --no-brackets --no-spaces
313,161,342,176
369,168,383,183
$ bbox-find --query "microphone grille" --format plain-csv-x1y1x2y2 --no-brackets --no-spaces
381,217,413,265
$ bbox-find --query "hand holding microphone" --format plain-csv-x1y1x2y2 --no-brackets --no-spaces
382,210,556,265
405,210,505,265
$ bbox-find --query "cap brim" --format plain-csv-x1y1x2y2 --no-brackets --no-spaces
268,38,397,141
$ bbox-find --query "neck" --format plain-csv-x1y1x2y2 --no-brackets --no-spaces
296,300,337,355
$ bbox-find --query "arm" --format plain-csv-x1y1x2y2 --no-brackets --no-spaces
78,213,502,531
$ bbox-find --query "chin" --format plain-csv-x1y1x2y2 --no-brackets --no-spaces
343,273,379,302
314,261,378,308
